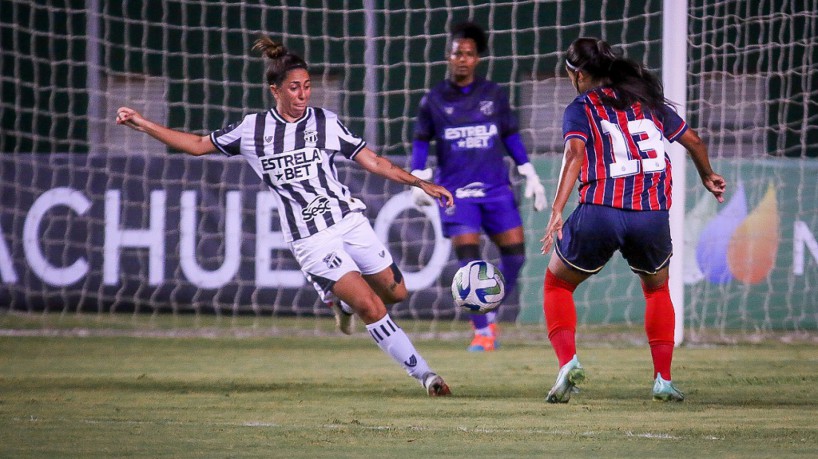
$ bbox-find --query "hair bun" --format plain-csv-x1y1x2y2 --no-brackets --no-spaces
252,36,287,60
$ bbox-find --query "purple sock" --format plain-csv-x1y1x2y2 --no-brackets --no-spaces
470,313,489,329
455,251,487,331
499,253,525,296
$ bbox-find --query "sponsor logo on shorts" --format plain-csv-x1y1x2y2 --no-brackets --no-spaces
323,252,342,269
302,196,331,222
378,250,385,258
455,182,486,198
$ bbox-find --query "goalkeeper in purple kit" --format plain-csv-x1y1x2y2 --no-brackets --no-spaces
410,22,547,351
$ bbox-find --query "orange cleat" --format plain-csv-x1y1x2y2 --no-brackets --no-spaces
467,333,498,352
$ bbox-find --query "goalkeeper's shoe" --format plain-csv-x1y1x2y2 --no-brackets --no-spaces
328,301,354,335
546,354,585,403
652,373,685,402
467,333,498,352
422,372,452,397
467,323,500,352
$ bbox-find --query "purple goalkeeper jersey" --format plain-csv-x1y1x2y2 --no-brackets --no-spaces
413,76,519,202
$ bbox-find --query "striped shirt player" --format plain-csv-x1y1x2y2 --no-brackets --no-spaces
562,87,688,212
541,37,725,404
210,106,367,242
556,87,689,275
116,36,455,397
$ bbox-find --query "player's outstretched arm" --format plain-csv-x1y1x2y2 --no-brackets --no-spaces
354,147,453,207
115,106,216,156
677,128,726,203
540,138,584,254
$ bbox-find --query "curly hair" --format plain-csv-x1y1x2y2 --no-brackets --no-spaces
450,22,488,54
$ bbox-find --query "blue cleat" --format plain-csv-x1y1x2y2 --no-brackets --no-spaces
652,373,685,402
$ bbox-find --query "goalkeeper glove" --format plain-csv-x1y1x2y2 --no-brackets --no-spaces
517,162,547,211
410,168,434,207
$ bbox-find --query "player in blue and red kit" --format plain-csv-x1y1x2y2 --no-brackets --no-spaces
411,22,547,352
540,38,726,402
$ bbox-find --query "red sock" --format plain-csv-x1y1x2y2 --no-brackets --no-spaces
544,269,578,367
643,279,675,379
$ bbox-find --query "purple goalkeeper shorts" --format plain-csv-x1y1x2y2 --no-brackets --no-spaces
439,194,523,238
555,203,672,275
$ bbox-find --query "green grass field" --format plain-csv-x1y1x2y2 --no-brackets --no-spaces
1,313,816,458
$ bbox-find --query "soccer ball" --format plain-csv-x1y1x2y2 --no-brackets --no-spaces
451,260,506,314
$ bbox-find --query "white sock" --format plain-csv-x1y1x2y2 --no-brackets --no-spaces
366,314,431,380
486,311,497,324
474,326,492,337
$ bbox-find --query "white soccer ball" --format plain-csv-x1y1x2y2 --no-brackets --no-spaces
451,260,506,314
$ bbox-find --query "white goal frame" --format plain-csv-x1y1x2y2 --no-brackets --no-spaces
663,0,688,346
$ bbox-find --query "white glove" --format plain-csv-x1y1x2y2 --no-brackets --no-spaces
517,162,547,211
410,168,434,207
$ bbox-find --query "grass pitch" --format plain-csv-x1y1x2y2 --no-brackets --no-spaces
1,313,816,458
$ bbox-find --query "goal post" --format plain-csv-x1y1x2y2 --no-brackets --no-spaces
663,0,688,346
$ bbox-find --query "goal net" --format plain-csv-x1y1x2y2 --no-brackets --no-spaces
1,1,816,341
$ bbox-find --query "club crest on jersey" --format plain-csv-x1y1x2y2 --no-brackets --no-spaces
303,129,318,144
264,135,274,144
302,196,331,221
323,252,342,269
444,106,454,115
480,100,494,116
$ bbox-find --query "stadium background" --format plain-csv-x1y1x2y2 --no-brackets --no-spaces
1,0,816,339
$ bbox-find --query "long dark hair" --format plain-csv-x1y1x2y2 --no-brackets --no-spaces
566,37,667,110
252,36,308,86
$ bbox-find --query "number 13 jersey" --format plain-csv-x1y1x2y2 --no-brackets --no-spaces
562,87,688,211
211,106,367,242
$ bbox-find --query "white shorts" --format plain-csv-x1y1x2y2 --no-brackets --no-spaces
288,212,394,303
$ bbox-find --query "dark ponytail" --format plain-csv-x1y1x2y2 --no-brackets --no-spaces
252,35,308,86
566,37,667,110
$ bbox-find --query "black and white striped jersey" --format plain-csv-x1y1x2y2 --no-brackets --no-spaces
210,106,368,242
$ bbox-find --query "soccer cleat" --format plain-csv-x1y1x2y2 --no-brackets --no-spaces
489,322,499,336
328,301,354,335
546,354,585,403
422,372,452,397
652,373,685,402
467,333,498,352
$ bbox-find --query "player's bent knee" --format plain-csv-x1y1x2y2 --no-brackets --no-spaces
379,281,407,304
382,286,407,304
371,262,408,304
354,294,388,324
